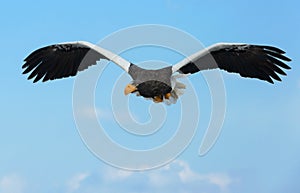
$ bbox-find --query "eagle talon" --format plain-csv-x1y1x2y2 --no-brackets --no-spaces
165,93,171,100
153,96,163,103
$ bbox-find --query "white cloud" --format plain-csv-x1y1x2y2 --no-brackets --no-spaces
175,160,232,191
67,160,236,193
67,172,89,193
0,174,26,193
176,160,199,182
148,171,171,187
207,173,232,192
104,168,133,181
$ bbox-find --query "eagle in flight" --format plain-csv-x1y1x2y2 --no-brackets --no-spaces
22,41,291,104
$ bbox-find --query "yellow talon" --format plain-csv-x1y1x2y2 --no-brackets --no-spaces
165,93,171,99
153,96,163,103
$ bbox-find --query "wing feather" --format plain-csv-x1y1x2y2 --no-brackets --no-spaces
22,41,131,82
172,43,291,83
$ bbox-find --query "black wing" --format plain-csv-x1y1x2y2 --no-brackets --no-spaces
22,41,131,83
172,43,291,83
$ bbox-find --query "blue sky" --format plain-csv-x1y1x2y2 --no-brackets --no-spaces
1,0,300,193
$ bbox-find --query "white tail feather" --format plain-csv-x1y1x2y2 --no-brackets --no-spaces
164,74,188,105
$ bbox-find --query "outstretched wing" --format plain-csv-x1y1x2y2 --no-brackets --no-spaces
22,41,131,83
172,43,291,83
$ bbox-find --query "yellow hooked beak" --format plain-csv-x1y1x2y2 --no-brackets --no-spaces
124,84,137,95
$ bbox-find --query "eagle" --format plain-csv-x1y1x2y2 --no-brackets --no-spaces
22,41,291,104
